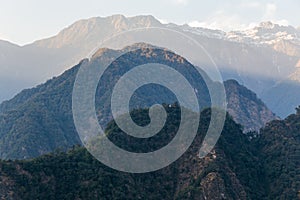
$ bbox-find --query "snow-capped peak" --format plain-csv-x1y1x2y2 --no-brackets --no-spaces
258,21,275,29
223,21,300,48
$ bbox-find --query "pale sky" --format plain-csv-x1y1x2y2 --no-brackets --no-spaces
0,0,299,45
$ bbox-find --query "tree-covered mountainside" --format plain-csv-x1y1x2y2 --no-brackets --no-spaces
0,105,298,200
254,106,300,199
0,44,276,159
0,106,260,200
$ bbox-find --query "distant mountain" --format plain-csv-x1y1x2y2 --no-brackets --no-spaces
174,21,300,117
33,15,162,49
261,80,300,117
0,105,298,200
0,15,163,102
0,44,276,159
224,79,277,132
0,15,299,118
226,21,300,57
0,40,22,103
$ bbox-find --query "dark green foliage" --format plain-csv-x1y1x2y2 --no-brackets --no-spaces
254,109,300,200
0,106,264,200
0,105,299,199
0,146,177,200
0,62,82,159
105,103,182,153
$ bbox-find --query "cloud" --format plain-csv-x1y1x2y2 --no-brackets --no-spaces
188,12,251,31
187,2,292,32
261,3,290,26
156,18,169,24
173,0,188,6
188,21,206,27
275,19,289,26
240,2,261,8
263,3,277,20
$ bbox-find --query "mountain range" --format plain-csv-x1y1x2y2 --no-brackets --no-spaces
0,15,299,117
0,105,299,200
0,15,298,199
0,44,276,160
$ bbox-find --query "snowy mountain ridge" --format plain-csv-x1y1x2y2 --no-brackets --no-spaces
225,21,300,46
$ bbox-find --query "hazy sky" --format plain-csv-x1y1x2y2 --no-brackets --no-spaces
0,0,299,45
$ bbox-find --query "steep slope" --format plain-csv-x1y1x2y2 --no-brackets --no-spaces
225,80,277,132
0,40,22,102
0,44,276,159
0,106,264,200
0,63,81,159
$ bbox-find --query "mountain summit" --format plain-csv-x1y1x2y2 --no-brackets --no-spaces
226,21,300,57
34,15,162,49
0,15,299,117
0,44,276,159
